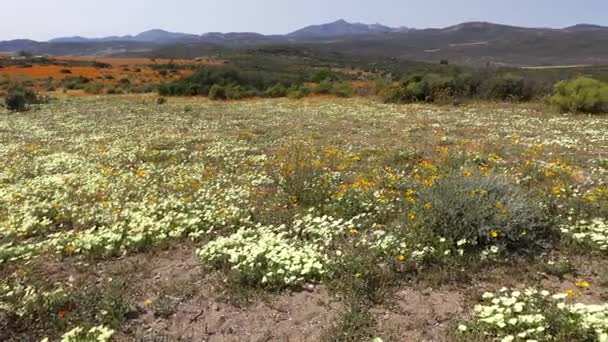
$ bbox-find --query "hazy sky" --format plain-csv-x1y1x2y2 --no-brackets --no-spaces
2,0,607,41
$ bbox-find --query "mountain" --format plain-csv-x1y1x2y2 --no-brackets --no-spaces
0,39,43,52
287,19,408,38
50,29,200,43
563,24,608,32
132,29,200,43
46,20,409,44
2,20,608,66
304,21,608,66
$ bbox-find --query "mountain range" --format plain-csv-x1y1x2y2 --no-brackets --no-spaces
46,20,410,43
2,19,608,67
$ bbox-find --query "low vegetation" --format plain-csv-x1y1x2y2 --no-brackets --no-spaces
0,96,606,340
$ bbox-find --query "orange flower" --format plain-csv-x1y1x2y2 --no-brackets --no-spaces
58,310,66,318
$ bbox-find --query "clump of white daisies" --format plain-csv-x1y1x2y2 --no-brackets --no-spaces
457,287,608,342
41,325,114,342
561,218,608,252
197,213,365,287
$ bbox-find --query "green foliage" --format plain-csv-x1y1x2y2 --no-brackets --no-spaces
549,77,608,114
159,66,296,97
482,73,532,101
224,84,252,100
541,258,576,279
331,83,354,98
3,84,40,112
382,72,544,103
310,68,339,83
322,303,374,342
5,90,28,112
286,84,310,99
83,83,104,95
263,83,287,98
61,76,91,90
208,84,253,100
208,84,227,100
382,73,480,103
415,173,554,254
313,80,334,95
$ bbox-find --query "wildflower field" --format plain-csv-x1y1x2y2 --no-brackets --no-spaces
0,95,607,341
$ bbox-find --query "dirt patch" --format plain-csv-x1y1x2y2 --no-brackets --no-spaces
24,244,342,341
373,288,465,341
123,286,342,342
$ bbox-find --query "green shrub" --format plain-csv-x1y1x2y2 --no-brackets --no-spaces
105,87,124,95
286,85,310,99
83,83,104,94
332,83,354,98
159,66,297,97
415,173,553,254
5,90,28,112
381,73,480,104
263,83,287,98
3,85,39,112
208,84,227,100
310,68,338,83
482,74,531,101
549,77,608,114
314,80,334,95
61,76,91,90
224,84,251,100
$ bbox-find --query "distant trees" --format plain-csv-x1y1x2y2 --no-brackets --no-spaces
380,72,540,104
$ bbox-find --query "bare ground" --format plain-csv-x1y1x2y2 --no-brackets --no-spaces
12,243,607,342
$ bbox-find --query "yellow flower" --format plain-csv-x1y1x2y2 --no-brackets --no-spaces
354,273,362,278
408,213,416,220
576,281,590,289
490,230,499,238
422,178,435,187
135,168,146,177
398,255,406,261
566,289,575,297
349,228,359,234
551,185,565,196
424,203,433,209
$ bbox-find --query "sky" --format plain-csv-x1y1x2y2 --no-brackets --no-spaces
1,0,607,41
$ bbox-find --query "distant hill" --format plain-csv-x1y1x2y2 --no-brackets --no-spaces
2,20,608,66
49,29,201,43
287,19,409,38
310,21,608,66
